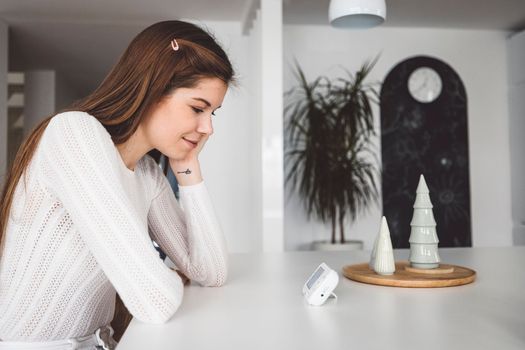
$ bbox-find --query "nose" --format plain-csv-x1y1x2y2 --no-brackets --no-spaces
197,114,213,135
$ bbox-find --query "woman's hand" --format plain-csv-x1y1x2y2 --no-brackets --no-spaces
174,134,209,166
168,135,209,186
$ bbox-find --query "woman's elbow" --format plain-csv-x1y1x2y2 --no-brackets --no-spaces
213,270,228,287
201,263,228,287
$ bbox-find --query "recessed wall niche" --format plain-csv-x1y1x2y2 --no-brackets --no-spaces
380,55,471,248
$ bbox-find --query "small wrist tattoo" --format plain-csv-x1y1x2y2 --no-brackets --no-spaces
177,168,192,175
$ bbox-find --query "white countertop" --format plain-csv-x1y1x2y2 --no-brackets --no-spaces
117,247,525,350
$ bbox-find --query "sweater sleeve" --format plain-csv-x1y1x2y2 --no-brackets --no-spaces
147,170,229,287
36,111,183,324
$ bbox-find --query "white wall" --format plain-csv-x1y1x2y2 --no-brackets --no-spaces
55,73,81,111
0,20,7,183
204,11,285,253
259,0,284,252
283,25,513,250
195,20,261,253
507,30,525,245
243,9,264,252
24,70,55,136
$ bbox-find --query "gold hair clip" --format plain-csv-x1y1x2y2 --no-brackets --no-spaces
171,39,179,51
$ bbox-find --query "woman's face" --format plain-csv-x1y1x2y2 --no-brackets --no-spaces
143,77,228,160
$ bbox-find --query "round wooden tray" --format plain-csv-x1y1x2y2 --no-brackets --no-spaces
342,261,476,288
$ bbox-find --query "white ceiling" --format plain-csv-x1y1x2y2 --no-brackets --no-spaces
0,0,247,24
284,0,525,30
2,0,525,97
2,0,524,30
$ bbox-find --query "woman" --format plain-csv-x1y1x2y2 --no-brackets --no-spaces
0,20,233,349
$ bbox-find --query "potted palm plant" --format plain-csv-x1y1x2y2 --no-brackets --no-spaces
285,58,380,250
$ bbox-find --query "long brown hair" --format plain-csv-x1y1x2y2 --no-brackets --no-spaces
0,20,234,338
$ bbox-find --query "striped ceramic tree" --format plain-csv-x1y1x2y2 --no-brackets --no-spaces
408,175,440,269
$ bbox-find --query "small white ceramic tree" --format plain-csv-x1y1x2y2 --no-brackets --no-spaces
408,175,441,269
373,216,395,275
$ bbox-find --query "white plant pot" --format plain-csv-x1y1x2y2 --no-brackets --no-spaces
311,240,363,251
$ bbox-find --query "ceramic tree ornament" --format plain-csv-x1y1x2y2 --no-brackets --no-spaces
373,216,395,275
408,175,441,269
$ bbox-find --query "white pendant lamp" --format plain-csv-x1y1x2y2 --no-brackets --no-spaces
329,0,386,29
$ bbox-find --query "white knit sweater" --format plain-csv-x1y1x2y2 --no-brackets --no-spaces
0,111,228,341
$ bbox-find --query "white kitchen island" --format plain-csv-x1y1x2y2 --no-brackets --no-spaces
117,247,525,350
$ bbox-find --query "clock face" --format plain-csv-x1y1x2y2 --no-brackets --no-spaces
408,67,442,103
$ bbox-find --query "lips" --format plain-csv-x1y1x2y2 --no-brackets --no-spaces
182,137,198,147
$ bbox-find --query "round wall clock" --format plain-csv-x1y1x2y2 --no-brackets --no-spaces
408,67,442,103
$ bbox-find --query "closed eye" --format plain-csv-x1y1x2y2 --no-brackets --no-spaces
192,106,216,116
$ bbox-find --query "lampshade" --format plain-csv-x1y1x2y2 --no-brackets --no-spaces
329,0,386,29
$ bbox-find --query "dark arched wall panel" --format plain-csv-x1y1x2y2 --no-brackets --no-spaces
380,55,472,248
